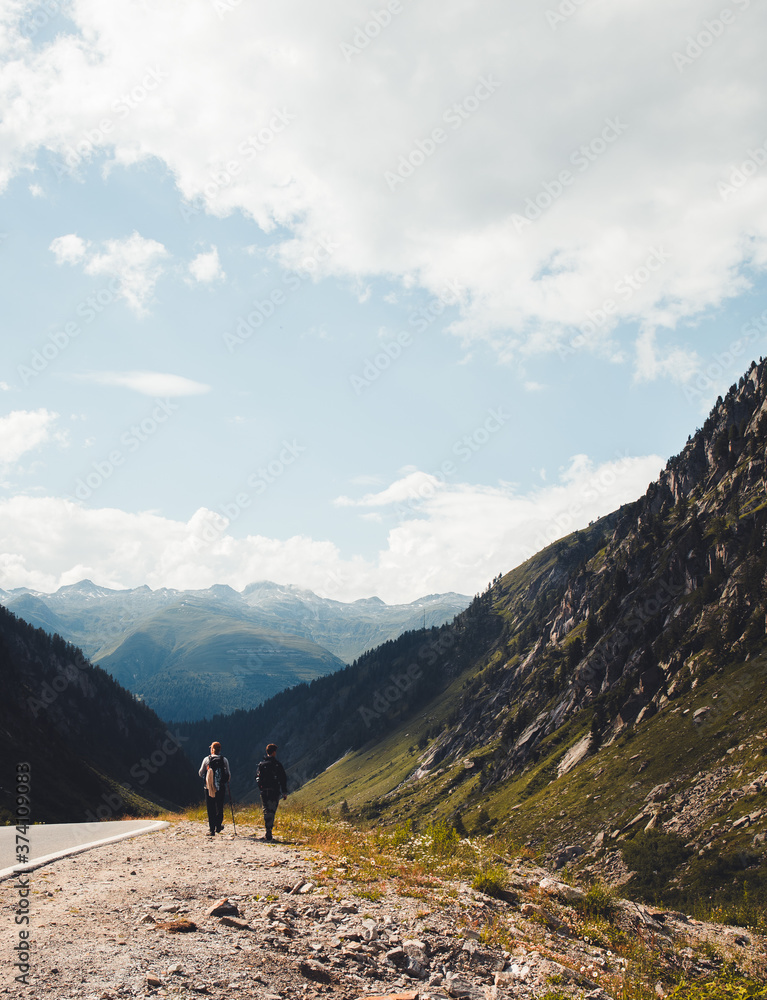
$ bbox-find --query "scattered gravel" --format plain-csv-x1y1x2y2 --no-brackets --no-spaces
2,820,765,999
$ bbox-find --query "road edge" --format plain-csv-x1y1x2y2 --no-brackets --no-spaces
0,821,170,881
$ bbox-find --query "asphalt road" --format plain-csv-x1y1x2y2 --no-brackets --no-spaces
0,820,169,879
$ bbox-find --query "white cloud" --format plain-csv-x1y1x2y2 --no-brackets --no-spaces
0,454,662,603
188,246,224,284
73,371,211,397
50,233,88,265
84,232,168,315
3,1,764,374
634,329,701,384
0,409,62,464
50,231,168,315
334,471,443,507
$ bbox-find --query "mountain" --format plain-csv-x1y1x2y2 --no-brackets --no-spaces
0,581,182,661
0,580,468,665
181,357,767,912
2,593,69,636
0,581,469,721
239,582,470,662
95,595,346,722
0,603,199,823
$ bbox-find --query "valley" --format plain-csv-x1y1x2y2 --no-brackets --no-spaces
0,582,468,722
181,358,767,917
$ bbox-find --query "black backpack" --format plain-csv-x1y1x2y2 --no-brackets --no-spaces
208,755,227,792
256,757,278,793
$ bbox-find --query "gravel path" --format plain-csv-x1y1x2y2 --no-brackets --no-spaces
2,820,326,999
2,819,765,1000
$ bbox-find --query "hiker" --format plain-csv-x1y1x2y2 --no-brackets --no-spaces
255,743,288,842
199,741,231,836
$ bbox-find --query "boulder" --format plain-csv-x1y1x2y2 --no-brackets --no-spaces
539,877,586,904
553,844,585,869
645,782,673,803
444,972,473,998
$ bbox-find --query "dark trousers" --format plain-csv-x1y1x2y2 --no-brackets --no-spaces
261,793,280,834
206,789,226,832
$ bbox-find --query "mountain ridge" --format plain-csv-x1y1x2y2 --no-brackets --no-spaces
0,579,469,664
95,594,347,722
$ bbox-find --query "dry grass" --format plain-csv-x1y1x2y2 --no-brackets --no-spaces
168,802,767,1000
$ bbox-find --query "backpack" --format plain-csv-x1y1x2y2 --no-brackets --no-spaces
207,755,227,795
256,756,279,793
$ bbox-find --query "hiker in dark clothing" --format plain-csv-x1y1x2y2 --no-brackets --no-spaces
255,743,287,842
199,741,231,836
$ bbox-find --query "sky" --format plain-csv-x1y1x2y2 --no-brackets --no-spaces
0,0,766,604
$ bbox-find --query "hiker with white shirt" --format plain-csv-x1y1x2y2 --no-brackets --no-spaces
199,741,231,836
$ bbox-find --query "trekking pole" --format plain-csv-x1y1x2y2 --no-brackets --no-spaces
227,784,237,836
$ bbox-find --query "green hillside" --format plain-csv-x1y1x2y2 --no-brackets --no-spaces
97,597,345,721
300,646,767,914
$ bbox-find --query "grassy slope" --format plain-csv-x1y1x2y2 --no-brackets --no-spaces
298,666,475,813
98,601,342,669
295,521,620,819
296,649,767,910
97,600,344,721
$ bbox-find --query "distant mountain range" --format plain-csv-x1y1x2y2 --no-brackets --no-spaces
0,581,469,722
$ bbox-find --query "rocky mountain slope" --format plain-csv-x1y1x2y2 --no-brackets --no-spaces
183,357,767,913
0,603,199,823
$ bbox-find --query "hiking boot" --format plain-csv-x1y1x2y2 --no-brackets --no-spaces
216,825,224,833
207,830,215,836
265,831,273,842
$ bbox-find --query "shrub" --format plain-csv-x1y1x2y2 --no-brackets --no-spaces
388,820,413,849
471,863,509,899
667,972,767,1000
579,880,617,919
621,829,692,902
425,818,460,857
